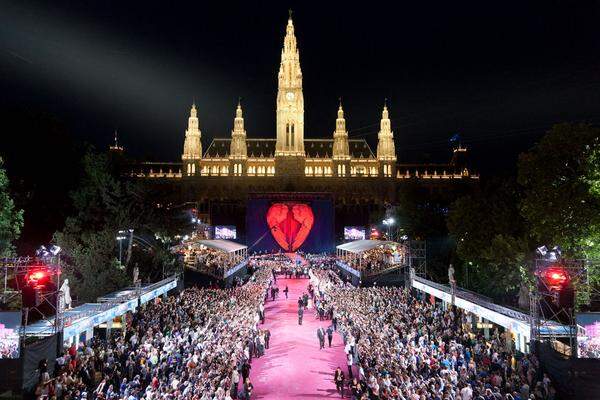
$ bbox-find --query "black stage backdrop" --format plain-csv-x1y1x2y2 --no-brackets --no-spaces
246,193,334,253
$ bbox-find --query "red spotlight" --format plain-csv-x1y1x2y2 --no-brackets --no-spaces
30,271,46,281
25,267,52,288
541,265,569,289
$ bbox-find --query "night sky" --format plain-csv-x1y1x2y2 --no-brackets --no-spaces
2,1,600,174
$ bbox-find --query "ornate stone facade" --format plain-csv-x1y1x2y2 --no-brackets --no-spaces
131,14,479,222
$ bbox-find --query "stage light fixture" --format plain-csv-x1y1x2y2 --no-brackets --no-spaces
536,245,548,256
551,245,562,257
540,264,569,289
25,267,52,288
49,245,61,255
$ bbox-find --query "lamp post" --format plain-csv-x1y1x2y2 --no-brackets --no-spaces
116,229,135,266
382,217,395,240
116,231,127,265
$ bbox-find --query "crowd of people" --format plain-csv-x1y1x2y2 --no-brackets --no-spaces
191,247,244,278
0,319,21,359
578,332,600,359
0,336,19,359
343,245,406,276
325,281,556,400
34,265,274,400
28,251,562,400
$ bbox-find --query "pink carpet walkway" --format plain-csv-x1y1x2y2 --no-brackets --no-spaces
249,277,347,399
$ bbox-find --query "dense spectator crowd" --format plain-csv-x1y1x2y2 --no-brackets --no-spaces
192,248,244,278
578,336,600,359
0,337,19,359
34,265,274,400
325,281,556,400
343,245,407,276
30,252,561,400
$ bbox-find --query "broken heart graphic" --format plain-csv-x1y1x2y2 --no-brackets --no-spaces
266,203,314,251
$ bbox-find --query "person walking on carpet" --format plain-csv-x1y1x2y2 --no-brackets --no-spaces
317,327,325,350
264,329,271,349
346,352,353,379
334,366,345,397
327,325,334,347
298,305,304,325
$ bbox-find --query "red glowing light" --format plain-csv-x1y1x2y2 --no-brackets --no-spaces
541,265,569,287
30,271,46,280
25,266,52,288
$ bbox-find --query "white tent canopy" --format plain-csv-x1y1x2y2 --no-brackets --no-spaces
172,239,247,254
336,240,407,271
336,240,398,254
172,239,248,279
193,239,247,253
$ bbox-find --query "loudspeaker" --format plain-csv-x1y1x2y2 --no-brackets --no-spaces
558,286,575,309
22,285,40,308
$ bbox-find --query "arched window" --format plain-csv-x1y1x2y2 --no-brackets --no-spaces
285,124,290,147
290,123,295,147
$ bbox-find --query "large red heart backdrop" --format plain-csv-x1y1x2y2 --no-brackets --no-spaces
266,202,315,251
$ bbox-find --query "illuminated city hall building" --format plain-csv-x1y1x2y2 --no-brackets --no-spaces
132,15,478,227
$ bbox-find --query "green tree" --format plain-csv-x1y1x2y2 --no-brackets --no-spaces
518,123,600,259
397,182,472,282
447,178,530,301
519,123,600,305
55,150,184,302
0,157,23,257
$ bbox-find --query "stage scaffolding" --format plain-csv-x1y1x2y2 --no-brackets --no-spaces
530,257,599,357
408,240,427,278
1,256,63,339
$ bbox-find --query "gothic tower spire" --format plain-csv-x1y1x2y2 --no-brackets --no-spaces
230,99,247,159
376,101,396,177
332,99,350,177
332,100,349,160
182,103,202,176
275,12,305,156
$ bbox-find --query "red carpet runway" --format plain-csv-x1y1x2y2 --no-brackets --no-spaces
249,277,347,399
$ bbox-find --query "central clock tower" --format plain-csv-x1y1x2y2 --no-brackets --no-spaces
276,13,305,166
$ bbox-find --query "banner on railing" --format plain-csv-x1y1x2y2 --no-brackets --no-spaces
140,279,177,304
224,260,248,278
336,260,361,278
